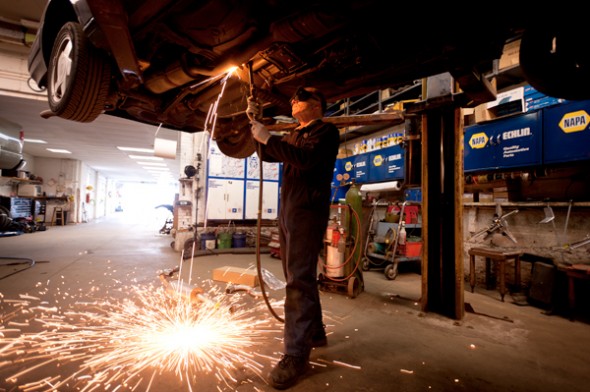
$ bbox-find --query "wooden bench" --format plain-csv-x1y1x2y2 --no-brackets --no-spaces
468,247,523,302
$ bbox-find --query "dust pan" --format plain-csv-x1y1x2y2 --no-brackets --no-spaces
539,206,555,224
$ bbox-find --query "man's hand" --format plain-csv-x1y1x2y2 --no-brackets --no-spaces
250,120,271,145
246,96,261,120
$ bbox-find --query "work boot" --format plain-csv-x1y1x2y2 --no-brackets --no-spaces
311,327,327,348
268,355,309,390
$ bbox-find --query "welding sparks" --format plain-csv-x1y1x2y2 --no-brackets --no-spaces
1,280,281,391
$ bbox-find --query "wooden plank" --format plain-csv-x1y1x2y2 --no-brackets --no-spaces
265,112,404,131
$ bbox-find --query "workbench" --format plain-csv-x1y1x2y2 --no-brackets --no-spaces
468,247,523,302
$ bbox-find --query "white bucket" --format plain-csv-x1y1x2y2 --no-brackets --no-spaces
326,245,344,277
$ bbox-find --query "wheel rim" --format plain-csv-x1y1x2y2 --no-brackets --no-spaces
50,36,74,104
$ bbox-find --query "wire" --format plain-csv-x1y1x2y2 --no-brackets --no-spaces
255,142,284,323
246,61,284,323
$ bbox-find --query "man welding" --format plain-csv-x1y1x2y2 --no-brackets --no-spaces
249,86,340,389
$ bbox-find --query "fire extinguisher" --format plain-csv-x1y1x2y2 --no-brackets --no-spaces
86,193,91,203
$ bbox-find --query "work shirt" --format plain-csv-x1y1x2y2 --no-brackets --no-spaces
261,119,340,218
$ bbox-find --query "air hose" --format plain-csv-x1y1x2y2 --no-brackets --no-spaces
246,63,284,323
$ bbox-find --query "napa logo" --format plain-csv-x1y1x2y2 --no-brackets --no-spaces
373,154,384,167
344,160,354,172
468,132,488,149
559,110,589,133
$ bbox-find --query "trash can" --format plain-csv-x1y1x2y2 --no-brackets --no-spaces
200,232,216,250
217,231,232,249
232,232,247,248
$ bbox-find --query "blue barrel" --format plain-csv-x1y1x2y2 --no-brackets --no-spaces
200,232,216,250
232,232,247,248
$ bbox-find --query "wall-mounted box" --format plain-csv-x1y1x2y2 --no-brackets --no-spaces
543,100,590,164
464,111,542,172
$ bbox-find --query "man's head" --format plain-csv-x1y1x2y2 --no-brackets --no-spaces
290,86,327,115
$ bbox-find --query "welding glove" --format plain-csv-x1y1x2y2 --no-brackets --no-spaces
250,120,271,145
246,96,261,120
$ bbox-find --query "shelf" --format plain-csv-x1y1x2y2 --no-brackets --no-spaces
0,177,42,186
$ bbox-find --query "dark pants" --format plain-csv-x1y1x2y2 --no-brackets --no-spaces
279,209,326,358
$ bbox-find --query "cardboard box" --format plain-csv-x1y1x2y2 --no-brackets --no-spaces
212,266,259,287
499,39,520,70
474,86,525,123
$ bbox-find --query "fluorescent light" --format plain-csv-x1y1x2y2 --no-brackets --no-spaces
24,138,47,144
137,161,167,166
117,146,154,153
128,155,163,161
144,166,170,171
47,148,72,154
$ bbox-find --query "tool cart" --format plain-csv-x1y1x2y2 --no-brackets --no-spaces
362,200,422,280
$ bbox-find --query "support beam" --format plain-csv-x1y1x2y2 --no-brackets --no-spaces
420,105,465,319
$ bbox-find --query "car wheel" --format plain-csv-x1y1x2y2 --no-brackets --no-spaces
48,22,111,122
215,124,257,159
520,25,590,101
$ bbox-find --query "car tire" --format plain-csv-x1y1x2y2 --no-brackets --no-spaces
215,125,257,158
520,25,590,101
48,22,111,122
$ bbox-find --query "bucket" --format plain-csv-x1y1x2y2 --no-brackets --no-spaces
200,232,216,250
217,231,233,249
232,232,247,248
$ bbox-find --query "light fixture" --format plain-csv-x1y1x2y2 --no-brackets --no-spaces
117,146,154,153
143,166,169,171
128,155,163,161
137,161,167,166
46,148,72,154
24,138,47,144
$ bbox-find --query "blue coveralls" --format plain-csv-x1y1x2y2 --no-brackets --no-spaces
258,118,340,359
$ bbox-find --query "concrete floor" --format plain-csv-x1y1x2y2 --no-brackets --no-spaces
1,213,589,392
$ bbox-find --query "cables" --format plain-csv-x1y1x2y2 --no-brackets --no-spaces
246,61,284,323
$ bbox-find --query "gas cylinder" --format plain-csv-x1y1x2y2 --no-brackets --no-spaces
344,181,363,276
398,220,407,255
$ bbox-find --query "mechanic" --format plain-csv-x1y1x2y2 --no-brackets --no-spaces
249,86,340,389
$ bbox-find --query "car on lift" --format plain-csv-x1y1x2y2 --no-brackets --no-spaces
27,1,589,159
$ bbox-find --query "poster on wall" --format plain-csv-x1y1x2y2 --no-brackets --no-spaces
246,155,281,180
208,141,245,178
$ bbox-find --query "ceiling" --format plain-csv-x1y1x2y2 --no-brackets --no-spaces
0,0,181,184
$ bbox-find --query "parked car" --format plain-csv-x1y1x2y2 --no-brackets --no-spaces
0,118,26,172
27,1,589,158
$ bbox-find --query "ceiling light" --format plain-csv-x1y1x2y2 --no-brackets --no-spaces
24,138,47,144
137,161,167,166
117,146,155,153
46,148,71,154
144,167,170,171
129,155,163,161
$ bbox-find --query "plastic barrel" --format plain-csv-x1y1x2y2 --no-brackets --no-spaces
217,231,232,249
200,232,216,250
232,232,247,248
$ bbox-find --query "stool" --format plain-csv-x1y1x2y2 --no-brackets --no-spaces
468,247,523,302
51,207,65,226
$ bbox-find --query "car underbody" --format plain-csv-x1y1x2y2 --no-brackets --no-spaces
28,1,590,158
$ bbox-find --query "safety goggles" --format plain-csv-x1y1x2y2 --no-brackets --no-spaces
290,87,320,105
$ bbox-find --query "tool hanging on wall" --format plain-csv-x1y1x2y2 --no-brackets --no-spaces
470,204,519,243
